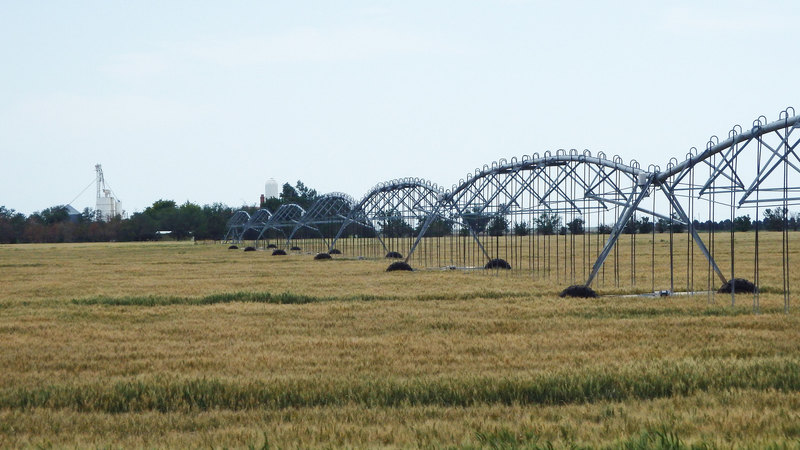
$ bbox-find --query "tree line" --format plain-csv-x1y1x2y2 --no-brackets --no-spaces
0,181,320,244
376,208,800,239
616,208,800,235
0,202,235,244
2,180,798,244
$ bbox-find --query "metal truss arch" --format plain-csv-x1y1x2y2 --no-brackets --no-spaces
222,107,798,309
287,193,356,247
355,178,444,218
300,192,356,223
255,203,304,244
441,151,645,218
241,209,272,239
658,111,800,185
223,210,251,243
404,150,651,269
331,177,446,255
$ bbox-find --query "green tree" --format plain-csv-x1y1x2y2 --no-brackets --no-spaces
80,208,96,224
733,215,752,232
202,203,234,240
487,216,509,236
295,180,318,206
461,208,491,234
174,202,206,239
567,217,585,235
762,208,787,231
143,199,178,233
415,215,454,237
279,181,319,209
623,216,639,234
279,183,298,199
119,212,157,241
513,221,529,236
145,199,176,213
0,206,25,243
39,206,70,225
379,211,414,238
535,213,561,235
262,196,282,213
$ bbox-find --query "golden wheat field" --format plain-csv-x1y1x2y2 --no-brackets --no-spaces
1,234,800,448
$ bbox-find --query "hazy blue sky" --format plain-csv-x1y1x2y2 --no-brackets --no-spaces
1,1,798,215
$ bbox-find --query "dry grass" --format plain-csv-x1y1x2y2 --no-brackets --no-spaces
2,390,800,448
0,236,799,447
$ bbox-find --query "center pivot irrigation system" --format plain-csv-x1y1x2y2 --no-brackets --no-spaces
227,108,800,308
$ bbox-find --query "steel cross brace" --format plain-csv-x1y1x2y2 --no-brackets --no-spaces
328,214,389,254
585,177,651,287
659,184,727,286
739,132,800,205
405,202,491,264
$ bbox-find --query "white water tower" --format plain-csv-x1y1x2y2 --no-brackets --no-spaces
265,178,279,199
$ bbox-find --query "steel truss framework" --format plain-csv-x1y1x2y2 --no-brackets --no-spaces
223,211,250,242
241,209,271,239
284,193,356,251
225,108,799,306
254,203,305,245
405,109,800,298
330,178,444,258
409,151,650,270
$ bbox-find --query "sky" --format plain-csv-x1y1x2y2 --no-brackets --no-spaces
1,1,798,215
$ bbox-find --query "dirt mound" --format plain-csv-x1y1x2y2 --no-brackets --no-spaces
314,253,332,260
484,258,511,270
385,251,403,259
228,245,238,250
386,261,413,272
559,285,599,298
290,246,301,251
718,278,758,294
272,249,287,256
243,246,256,252
266,244,277,249
329,249,342,254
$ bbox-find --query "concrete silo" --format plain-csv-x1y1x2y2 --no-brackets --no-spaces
95,164,122,221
